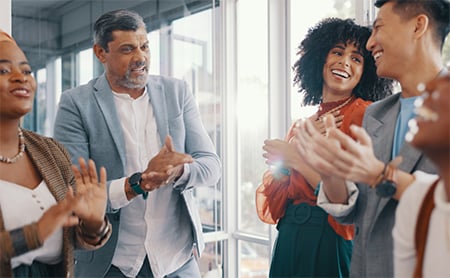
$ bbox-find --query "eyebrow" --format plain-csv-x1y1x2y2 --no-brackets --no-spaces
0,60,30,66
333,44,363,56
372,18,380,28
119,40,149,48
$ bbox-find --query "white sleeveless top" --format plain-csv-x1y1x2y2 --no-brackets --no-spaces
0,179,63,268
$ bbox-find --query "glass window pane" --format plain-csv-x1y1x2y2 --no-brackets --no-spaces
199,241,223,277
443,36,450,66
237,0,269,236
172,8,222,233
148,30,160,75
290,0,356,121
239,241,270,278
78,48,93,86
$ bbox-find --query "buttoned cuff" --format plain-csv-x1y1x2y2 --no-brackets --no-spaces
109,177,132,209
317,180,359,217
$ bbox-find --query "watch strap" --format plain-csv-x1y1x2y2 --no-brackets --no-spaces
129,173,148,200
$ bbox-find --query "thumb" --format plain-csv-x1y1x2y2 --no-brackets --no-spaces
165,135,175,152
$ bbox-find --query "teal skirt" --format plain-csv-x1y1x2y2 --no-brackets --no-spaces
13,261,64,277
269,202,352,278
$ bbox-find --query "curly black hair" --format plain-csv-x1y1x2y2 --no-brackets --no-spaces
293,18,393,106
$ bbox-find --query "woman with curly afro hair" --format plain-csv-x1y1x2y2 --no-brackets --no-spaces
256,18,393,277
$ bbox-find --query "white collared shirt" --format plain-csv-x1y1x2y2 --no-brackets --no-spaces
108,88,193,278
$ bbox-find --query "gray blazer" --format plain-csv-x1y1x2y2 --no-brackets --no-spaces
336,93,437,278
53,74,221,277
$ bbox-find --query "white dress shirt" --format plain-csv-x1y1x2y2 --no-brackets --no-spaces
108,88,193,278
0,180,62,268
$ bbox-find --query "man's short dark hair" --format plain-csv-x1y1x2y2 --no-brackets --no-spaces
93,9,146,51
374,0,450,49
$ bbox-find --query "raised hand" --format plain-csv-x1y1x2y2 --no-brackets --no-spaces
263,139,303,173
71,157,107,231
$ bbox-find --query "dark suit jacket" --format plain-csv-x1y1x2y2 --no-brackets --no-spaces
336,93,437,277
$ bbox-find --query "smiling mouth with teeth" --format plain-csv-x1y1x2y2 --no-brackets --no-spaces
331,69,350,78
373,52,382,60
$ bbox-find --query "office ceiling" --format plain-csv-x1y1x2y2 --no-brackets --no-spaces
11,0,215,69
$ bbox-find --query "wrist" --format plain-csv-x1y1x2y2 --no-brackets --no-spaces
373,156,403,198
370,161,386,187
77,216,110,240
125,177,138,199
128,172,148,200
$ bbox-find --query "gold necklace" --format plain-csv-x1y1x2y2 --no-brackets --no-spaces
0,127,25,164
318,96,354,120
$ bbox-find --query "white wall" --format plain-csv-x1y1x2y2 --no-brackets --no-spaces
0,0,11,33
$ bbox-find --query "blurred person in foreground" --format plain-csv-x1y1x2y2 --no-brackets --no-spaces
0,30,110,277
53,9,221,278
393,71,450,277
255,18,392,277
293,0,449,277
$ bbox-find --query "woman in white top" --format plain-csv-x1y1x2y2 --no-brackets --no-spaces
0,30,111,277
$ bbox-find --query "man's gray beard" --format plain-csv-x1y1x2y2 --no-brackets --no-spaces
117,73,148,89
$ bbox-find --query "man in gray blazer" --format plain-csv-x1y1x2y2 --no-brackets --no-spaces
53,9,221,278
293,0,449,277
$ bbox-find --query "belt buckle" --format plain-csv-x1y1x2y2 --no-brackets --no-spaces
293,203,311,225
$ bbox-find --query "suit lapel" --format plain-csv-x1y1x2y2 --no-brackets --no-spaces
366,94,401,165
364,95,400,221
92,75,127,164
369,94,425,221
147,77,168,146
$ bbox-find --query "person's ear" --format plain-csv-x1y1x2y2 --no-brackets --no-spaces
413,14,429,39
94,44,107,63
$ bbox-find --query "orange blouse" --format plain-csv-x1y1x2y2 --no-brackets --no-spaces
256,97,371,240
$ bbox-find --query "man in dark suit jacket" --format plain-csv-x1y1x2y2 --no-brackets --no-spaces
293,0,449,277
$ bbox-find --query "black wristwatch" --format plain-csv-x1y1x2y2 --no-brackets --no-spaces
376,179,397,197
375,163,397,198
129,172,148,200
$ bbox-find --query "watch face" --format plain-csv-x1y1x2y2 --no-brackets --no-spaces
129,172,142,185
376,180,397,197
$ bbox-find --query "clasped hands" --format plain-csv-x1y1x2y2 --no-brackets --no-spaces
262,112,343,181
139,135,193,192
292,115,385,186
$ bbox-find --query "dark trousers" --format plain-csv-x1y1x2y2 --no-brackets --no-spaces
105,255,201,278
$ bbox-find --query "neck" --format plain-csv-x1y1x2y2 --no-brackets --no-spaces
0,120,22,158
441,169,450,203
0,120,21,142
398,53,443,98
106,75,145,99
438,162,450,202
321,93,352,103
